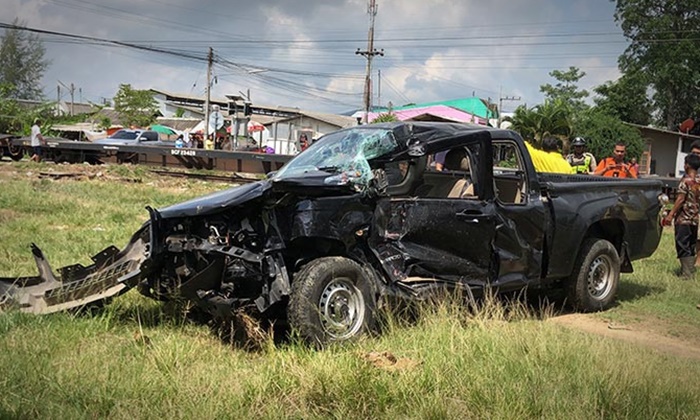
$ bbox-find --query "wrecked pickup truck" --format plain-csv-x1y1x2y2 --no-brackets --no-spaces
0,122,664,344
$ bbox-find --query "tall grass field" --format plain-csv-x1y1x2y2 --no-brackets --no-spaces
1,162,699,419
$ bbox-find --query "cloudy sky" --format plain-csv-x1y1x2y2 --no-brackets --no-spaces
1,0,627,115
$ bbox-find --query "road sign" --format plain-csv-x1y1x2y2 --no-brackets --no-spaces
209,111,224,130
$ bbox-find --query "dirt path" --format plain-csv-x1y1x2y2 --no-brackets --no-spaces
549,313,700,361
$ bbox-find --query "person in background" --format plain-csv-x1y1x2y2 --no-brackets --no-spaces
688,140,700,267
300,134,310,152
663,153,700,278
204,134,215,150
629,157,639,175
594,142,637,178
524,136,574,174
175,134,185,148
432,150,448,171
30,119,46,162
566,137,597,174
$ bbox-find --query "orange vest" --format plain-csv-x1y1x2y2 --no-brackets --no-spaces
595,157,638,178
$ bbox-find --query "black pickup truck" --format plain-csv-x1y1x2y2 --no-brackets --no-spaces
0,122,664,344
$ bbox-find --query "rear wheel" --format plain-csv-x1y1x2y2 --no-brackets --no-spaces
288,257,377,346
567,238,620,312
8,143,24,161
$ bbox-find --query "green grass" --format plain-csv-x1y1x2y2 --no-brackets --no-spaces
602,230,700,338
1,161,699,419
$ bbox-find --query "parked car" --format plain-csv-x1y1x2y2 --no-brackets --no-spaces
93,129,172,147
0,122,664,345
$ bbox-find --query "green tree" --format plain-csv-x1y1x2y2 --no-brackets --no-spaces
614,0,700,129
539,66,589,112
0,19,49,100
113,84,158,128
0,83,54,134
573,108,644,163
98,117,112,131
371,113,399,123
510,99,573,147
593,72,652,125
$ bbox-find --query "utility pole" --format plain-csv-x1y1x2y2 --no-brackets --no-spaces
57,80,75,115
498,86,521,127
355,0,383,124
377,69,381,109
70,83,75,115
204,47,213,139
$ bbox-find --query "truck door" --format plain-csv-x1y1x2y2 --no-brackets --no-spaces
371,138,498,287
373,198,497,283
490,139,547,287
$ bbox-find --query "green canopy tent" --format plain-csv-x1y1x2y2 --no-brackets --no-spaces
149,124,177,135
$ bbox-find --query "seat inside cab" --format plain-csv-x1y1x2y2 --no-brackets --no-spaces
414,141,527,205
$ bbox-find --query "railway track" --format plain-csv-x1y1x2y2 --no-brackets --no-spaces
32,168,263,184
149,169,262,184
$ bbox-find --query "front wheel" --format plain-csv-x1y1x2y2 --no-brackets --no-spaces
567,238,620,312
288,257,377,346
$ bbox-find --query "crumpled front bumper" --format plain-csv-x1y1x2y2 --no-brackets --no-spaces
0,226,150,314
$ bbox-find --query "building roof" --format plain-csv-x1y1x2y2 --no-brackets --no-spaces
298,110,358,128
625,122,700,141
154,117,202,131
367,104,487,125
56,101,101,115
271,111,357,129
393,97,495,119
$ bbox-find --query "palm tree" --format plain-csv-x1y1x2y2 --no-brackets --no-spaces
371,112,399,123
510,99,573,147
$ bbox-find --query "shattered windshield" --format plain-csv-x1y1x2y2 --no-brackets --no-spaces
274,128,398,186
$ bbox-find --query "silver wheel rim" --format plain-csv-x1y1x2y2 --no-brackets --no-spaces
318,277,365,340
587,254,615,300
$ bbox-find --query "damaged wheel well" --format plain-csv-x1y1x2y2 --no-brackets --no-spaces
579,219,632,272
584,219,625,254
287,237,348,270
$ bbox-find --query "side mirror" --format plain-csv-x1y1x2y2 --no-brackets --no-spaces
266,171,278,179
407,143,426,157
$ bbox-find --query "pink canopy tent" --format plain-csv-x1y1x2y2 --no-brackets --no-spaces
367,105,487,125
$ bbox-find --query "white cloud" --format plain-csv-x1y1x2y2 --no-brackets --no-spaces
0,0,627,113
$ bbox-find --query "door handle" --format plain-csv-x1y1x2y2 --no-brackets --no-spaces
456,210,487,223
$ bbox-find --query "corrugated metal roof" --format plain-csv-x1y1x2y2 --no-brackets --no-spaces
394,97,495,119
271,110,357,128
299,110,357,128
625,122,700,141
155,117,202,131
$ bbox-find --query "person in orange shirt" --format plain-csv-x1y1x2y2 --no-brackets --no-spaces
594,142,637,178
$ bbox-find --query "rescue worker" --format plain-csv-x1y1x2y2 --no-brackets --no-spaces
524,136,574,174
594,142,637,178
566,137,597,174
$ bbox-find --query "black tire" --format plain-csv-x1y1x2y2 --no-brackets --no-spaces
567,238,620,312
8,144,24,161
288,257,377,346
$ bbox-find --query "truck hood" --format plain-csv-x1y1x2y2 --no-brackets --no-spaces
157,180,273,219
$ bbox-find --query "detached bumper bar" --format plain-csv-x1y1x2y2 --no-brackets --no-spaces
0,228,150,314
